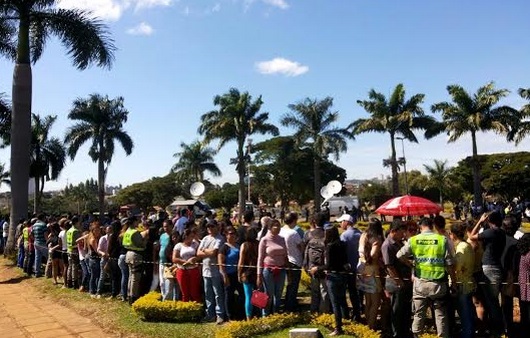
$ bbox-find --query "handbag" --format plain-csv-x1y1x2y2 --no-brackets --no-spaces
163,266,176,279
250,290,269,309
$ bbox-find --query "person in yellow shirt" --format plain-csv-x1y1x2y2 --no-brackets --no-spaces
449,222,475,338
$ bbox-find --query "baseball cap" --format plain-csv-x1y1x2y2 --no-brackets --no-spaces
58,218,68,226
336,214,354,223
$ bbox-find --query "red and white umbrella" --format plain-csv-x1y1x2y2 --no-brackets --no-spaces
375,195,442,216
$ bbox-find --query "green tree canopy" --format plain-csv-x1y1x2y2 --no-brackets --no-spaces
172,140,221,183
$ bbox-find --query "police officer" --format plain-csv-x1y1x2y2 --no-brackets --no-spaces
397,217,456,338
122,216,148,304
66,216,81,289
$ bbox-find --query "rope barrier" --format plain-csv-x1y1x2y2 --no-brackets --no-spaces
28,243,530,286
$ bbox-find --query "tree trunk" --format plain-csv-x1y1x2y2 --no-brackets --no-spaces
390,134,399,196
33,176,39,214
314,156,321,211
471,132,482,210
98,145,105,221
237,141,246,223
7,64,32,254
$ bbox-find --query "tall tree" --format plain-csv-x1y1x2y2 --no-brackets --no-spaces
30,113,66,213
64,94,133,220
281,97,353,209
352,84,436,197
0,94,11,147
423,159,451,205
506,88,530,145
431,82,515,208
199,88,279,219
171,140,221,183
0,1,115,253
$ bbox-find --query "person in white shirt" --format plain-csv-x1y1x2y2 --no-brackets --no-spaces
279,212,304,312
95,225,110,298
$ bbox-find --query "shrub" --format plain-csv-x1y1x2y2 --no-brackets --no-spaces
216,313,303,338
310,313,380,338
300,270,312,290
132,292,203,322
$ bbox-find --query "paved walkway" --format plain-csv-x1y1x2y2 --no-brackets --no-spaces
0,264,116,338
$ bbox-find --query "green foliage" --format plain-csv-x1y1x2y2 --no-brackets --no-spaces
114,173,183,212
216,313,304,338
204,183,239,210
358,180,391,207
63,179,99,213
0,94,10,147
132,292,203,322
311,314,380,338
172,140,221,183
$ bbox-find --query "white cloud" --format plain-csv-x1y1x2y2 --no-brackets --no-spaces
56,0,124,21
256,57,309,77
212,3,221,13
126,22,154,35
262,0,289,10
56,0,173,22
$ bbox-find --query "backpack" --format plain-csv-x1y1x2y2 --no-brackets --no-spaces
304,231,326,273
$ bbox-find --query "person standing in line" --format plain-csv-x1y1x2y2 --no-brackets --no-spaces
338,213,362,321
517,234,530,337
46,222,62,285
197,220,226,324
238,226,259,320
174,208,189,236
2,216,8,254
311,224,348,336
95,224,111,298
257,219,288,317
219,226,244,320
106,220,122,299
449,222,476,338
173,228,200,302
32,214,49,277
66,216,81,289
117,218,130,301
469,211,506,337
23,219,35,276
397,217,456,338
159,220,176,301
280,212,304,313
16,219,26,268
123,216,148,304
382,220,412,338
87,222,102,298
57,218,69,288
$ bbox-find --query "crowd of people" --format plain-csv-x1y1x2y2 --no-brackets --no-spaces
8,206,530,338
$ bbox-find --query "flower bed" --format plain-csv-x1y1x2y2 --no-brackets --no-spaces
216,313,304,338
132,292,203,322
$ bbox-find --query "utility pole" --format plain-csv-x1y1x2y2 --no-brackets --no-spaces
247,138,252,202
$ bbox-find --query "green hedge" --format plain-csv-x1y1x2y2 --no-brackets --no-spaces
132,292,203,322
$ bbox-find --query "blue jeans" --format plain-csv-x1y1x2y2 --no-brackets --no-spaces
391,282,413,338
326,273,348,332
262,267,286,316
455,291,474,338
17,240,25,268
80,258,90,289
285,265,302,312
97,258,108,294
89,257,101,295
203,276,226,320
159,263,178,301
34,243,48,277
480,265,504,335
118,254,129,299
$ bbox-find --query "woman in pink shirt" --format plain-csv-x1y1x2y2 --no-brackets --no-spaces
518,233,530,330
257,219,288,316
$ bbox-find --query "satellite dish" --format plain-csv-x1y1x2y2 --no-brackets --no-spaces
327,180,342,194
190,182,205,198
320,185,333,199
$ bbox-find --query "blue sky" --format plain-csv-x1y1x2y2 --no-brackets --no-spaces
1,0,530,192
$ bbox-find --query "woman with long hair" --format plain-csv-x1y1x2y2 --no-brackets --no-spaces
106,220,122,299
87,221,102,298
219,226,244,320
173,228,201,302
117,219,130,301
47,222,62,285
358,218,385,331
311,225,348,336
238,226,259,320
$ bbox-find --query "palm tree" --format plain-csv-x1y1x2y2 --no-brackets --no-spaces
0,162,10,188
352,84,436,197
281,97,354,209
64,94,133,219
0,94,11,147
199,88,279,218
431,82,516,209
0,1,114,253
423,159,451,205
506,88,530,145
172,140,221,183
30,113,66,213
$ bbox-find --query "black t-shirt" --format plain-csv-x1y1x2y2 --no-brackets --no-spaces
479,227,506,266
321,240,348,273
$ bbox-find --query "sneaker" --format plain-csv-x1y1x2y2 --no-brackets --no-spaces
106,295,115,300
202,316,216,323
329,330,343,336
216,317,225,325
95,294,102,299
90,294,97,299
